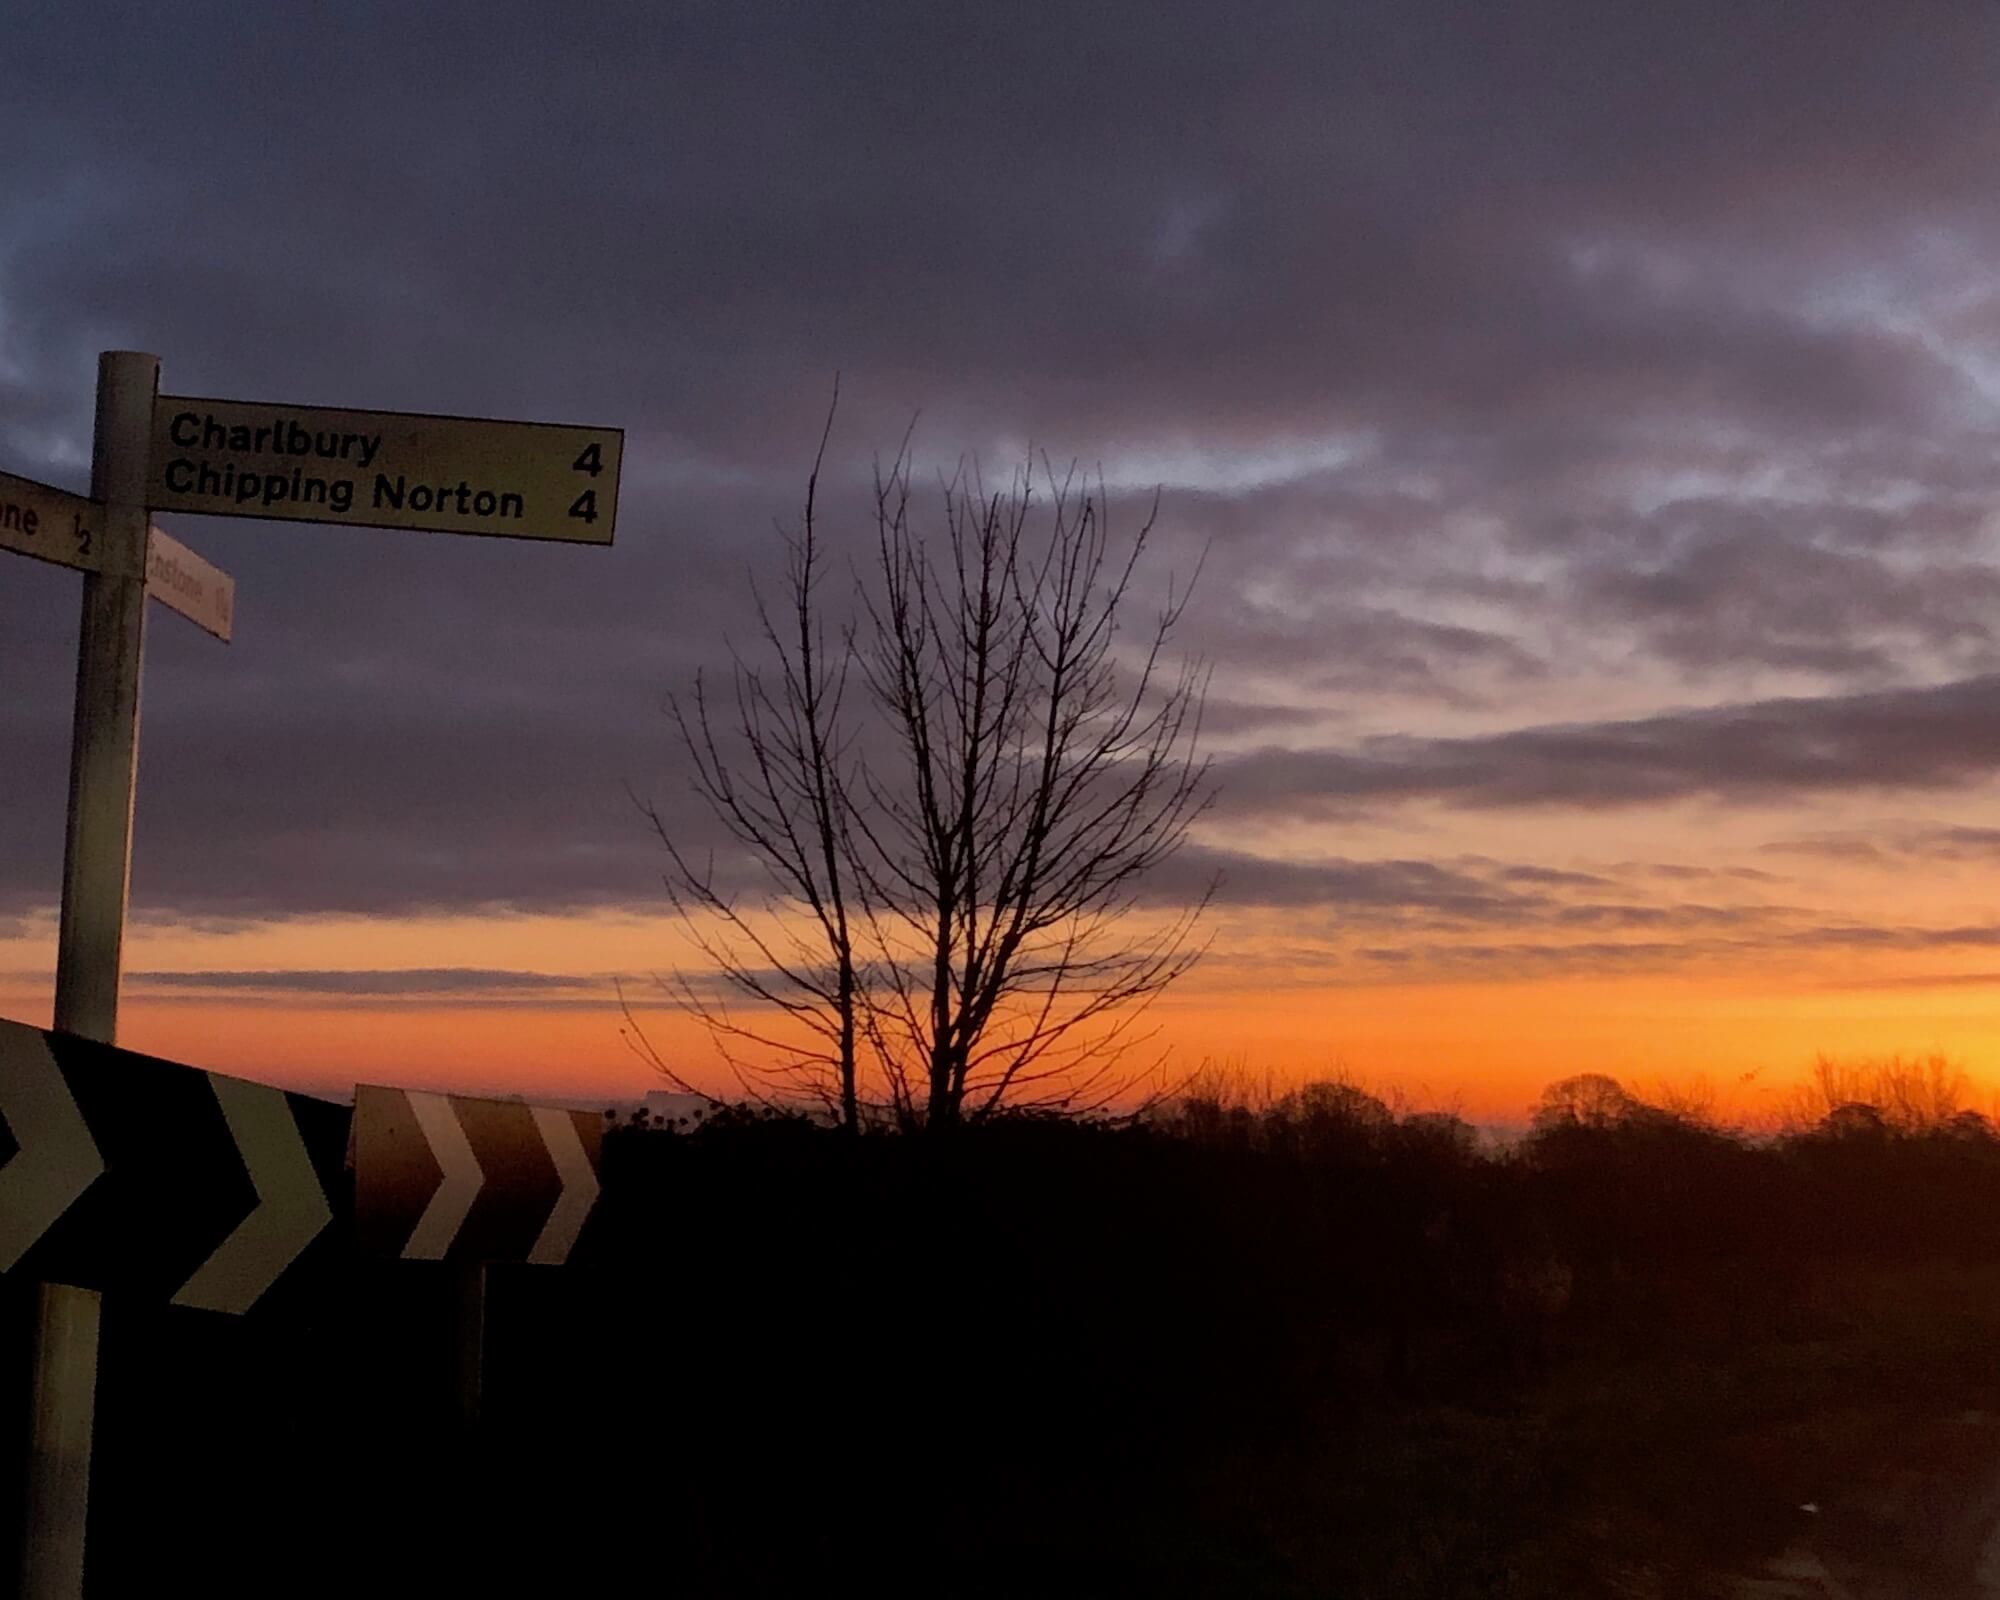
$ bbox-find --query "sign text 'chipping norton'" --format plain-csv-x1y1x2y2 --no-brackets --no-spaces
146,395,623,546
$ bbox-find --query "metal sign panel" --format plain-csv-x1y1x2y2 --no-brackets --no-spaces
145,524,235,642
0,1017,340,1313
146,395,622,545
353,1085,602,1264
0,470,102,572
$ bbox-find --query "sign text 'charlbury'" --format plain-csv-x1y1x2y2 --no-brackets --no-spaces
147,396,623,546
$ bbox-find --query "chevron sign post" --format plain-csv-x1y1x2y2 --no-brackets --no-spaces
352,1086,601,1264
353,1085,601,1424
0,1018,340,1312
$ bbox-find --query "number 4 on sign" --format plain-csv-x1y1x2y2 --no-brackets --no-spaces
568,443,602,525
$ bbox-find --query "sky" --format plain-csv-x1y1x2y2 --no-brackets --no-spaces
5,2,2000,1120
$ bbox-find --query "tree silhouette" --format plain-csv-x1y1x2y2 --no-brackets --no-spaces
639,399,863,1128
1530,1073,1640,1134
649,430,1211,1129
849,455,1211,1126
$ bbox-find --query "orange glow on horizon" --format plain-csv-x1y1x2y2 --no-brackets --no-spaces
2,957,1995,1126
3,880,1998,1124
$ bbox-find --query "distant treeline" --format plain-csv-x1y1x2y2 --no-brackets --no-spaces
554,1054,2000,1590
601,1049,2000,1299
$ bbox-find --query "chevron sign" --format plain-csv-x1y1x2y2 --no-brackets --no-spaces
352,1086,601,1264
0,1017,340,1313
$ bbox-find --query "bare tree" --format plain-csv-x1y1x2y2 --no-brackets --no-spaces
1783,1050,1971,1137
846,455,1211,1127
648,430,1212,1131
639,399,862,1130
1529,1073,1641,1134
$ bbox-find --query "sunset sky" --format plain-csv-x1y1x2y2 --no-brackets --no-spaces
6,5,2000,1121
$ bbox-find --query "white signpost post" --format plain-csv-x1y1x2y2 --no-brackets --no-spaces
7,351,622,1598
16,351,159,1600
352,1085,604,1422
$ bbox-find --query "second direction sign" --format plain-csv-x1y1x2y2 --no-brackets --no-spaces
147,525,235,642
146,394,623,546
0,469,102,573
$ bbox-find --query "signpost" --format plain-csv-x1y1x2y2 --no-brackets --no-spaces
147,395,623,544
19,352,155,1600
6,351,621,1593
353,1085,602,1422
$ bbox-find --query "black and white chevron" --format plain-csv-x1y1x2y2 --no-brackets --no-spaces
0,1017,343,1313
353,1086,601,1264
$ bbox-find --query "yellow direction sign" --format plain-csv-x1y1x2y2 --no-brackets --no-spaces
0,470,102,572
146,396,622,545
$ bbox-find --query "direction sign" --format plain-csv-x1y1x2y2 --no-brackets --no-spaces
0,1018,340,1313
146,395,622,545
146,524,235,641
353,1085,601,1265
0,470,102,573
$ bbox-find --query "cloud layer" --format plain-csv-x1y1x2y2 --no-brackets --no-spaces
6,2,2000,989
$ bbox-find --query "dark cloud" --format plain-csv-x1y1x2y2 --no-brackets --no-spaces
1761,835,1892,865
1319,918,2000,984
1151,847,1544,918
1144,847,1794,946
1640,863,1784,884
1560,499,2000,681
1826,971,2000,991
1489,864,1612,888
5,3,2000,932
9,4,1995,456
1765,824,2000,867
0,656,722,919
9,660,1998,919
128,968,600,996
1547,902,1767,931
1188,698,1336,739
1213,673,2000,817
1917,826,2000,860
1363,940,1693,975
1783,924,2000,952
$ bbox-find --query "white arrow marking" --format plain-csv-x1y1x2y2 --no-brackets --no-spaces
527,1107,599,1265
0,1021,104,1272
173,1075,332,1314
402,1091,482,1259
